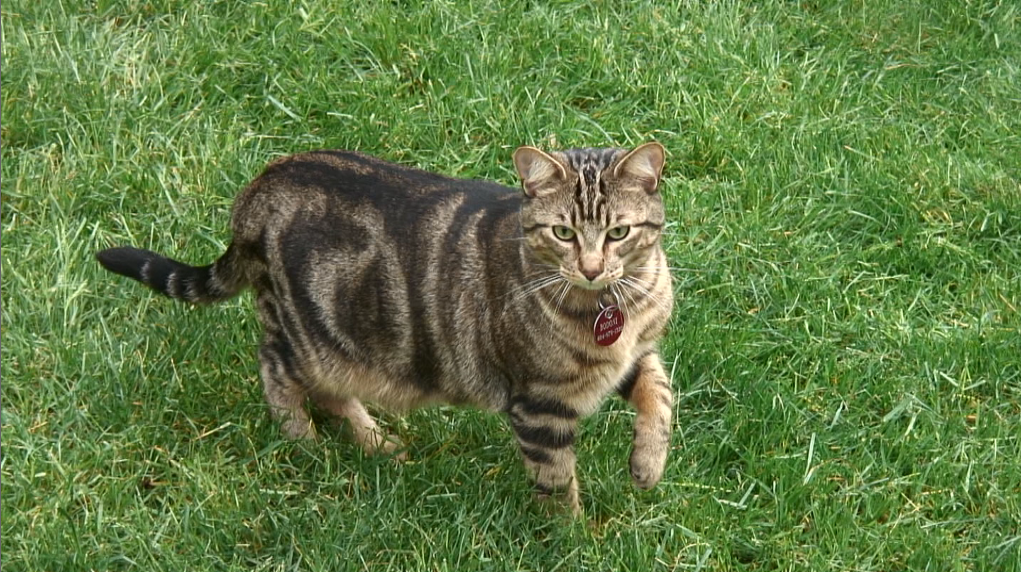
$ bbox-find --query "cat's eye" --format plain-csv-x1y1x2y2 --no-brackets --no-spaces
552,225,576,241
606,226,630,240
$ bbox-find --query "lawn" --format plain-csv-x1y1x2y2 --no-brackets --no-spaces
2,1,1019,570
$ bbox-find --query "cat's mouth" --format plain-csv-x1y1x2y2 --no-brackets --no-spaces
563,272,621,291
572,278,610,291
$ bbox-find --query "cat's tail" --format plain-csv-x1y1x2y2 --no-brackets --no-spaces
95,243,249,304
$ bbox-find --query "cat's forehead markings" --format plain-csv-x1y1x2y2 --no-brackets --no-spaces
564,148,613,166
562,148,622,184
557,148,622,224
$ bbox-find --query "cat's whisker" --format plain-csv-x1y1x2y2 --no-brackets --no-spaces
541,280,573,342
633,287,671,315
517,283,558,301
620,276,654,295
610,282,633,320
624,273,658,287
523,274,562,292
613,281,640,319
553,280,573,318
609,283,624,317
620,277,671,313
616,279,641,314
511,274,563,301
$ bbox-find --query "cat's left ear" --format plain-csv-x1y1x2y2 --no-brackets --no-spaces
613,142,665,194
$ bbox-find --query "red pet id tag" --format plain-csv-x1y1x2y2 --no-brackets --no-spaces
593,304,625,346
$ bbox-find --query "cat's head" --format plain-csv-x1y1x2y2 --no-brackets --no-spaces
513,142,666,290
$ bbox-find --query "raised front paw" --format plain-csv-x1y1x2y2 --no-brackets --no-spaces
629,438,668,490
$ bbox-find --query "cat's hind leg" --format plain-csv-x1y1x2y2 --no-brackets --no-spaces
315,394,406,460
259,336,315,440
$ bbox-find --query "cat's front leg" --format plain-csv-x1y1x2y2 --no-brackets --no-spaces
618,352,673,489
507,394,581,515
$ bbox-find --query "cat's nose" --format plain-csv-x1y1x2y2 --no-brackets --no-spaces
581,268,601,281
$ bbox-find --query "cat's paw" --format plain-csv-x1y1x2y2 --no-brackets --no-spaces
534,488,582,517
629,443,667,490
375,434,409,462
281,417,317,441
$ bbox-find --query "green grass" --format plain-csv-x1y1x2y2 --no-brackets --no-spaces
2,1,1019,570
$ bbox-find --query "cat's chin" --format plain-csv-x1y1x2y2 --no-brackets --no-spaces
572,281,607,291
567,275,626,291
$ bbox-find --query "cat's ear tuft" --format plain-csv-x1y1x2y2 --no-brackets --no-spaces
513,146,567,198
613,142,665,194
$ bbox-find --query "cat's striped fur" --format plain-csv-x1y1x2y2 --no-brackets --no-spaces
96,143,674,514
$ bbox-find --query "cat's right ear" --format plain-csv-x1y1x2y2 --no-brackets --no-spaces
513,146,567,198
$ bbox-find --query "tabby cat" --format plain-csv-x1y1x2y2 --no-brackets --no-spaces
96,142,675,514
